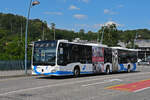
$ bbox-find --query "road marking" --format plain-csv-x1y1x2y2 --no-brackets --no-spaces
0,72,150,96
82,79,122,87
0,77,112,96
134,87,150,93
105,84,124,89
0,71,150,82
0,78,122,96
106,79,150,92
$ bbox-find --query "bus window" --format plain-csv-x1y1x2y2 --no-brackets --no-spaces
57,43,68,66
33,41,57,66
104,48,112,63
118,50,137,64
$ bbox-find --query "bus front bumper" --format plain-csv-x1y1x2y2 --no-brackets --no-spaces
32,66,73,76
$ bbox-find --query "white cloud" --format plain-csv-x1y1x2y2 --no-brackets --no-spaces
78,0,90,3
104,9,110,14
62,0,90,3
74,24,90,29
118,4,124,8
104,9,117,15
73,14,87,19
73,22,124,32
44,12,63,15
4,8,16,12
74,24,103,30
69,5,80,10
92,24,103,29
104,21,124,27
82,0,90,3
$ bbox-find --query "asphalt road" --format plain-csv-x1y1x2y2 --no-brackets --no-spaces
0,65,150,100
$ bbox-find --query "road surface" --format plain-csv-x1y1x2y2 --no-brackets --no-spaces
0,65,150,100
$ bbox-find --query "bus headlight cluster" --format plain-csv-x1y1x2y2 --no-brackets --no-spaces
51,69,56,73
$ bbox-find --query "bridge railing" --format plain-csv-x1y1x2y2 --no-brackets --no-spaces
0,60,31,77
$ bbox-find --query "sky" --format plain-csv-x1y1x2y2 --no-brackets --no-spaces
0,0,150,32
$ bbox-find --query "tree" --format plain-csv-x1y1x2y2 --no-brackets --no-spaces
0,12,150,60
86,31,97,41
98,23,119,46
78,29,85,39
120,31,136,48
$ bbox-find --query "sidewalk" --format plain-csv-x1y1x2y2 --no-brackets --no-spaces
0,70,31,78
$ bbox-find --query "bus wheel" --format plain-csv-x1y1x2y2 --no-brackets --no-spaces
106,67,110,75
127,66,131,73
74,67,80,77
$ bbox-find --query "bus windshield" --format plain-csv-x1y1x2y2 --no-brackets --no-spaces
33,41,57,66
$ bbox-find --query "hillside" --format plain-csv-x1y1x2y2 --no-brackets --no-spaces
0,13,150,60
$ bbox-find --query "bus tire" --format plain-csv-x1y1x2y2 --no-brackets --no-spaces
73,67,80,77
127,65,131,73
106,66,110,75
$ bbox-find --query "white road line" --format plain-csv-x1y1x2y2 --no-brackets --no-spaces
0,78,122,96
82,79,122,87
134,87,150,93
0,71,149,82
0,77,110,96
0,72,150,96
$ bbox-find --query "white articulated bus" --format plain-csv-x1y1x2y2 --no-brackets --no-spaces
32,40,138,77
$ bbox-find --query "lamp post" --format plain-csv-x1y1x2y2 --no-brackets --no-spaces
25,0,40,75
133,33,138,49
100,26,105,44
51,23,56,40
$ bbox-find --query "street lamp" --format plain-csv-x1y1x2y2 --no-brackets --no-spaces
133,33,138,49
100,25,105,44
51,23,56,40
25,0,40,75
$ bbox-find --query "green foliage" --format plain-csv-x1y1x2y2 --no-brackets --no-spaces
0,13,150,60
98,24,119,46
85,31,97,41
0,13,50,60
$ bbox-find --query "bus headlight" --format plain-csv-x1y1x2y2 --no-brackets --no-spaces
51,69,56,73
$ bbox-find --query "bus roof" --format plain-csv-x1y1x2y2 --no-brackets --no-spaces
34,40,108,48
58,40,108,47
34,40,57,43
85,43,108,47
111,47,138,51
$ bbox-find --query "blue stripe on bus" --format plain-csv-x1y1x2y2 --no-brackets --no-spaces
119,64,127,72
33,66,41,75
80,71,93,74
33,66,73,75
33,66,94,76
131,63,136,71
43,71,73,76
118,63,136,72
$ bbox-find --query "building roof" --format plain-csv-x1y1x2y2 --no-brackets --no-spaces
135,39,150,47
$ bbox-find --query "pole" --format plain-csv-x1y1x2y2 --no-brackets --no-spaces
100,26,105,44
133,33,138,49
51,23,55,40
54,27,55,40
42,26,45,40
21,23,23,42
97,31,99,42
25,0,32,75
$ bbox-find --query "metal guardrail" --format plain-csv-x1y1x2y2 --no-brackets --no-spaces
0,60,31,71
